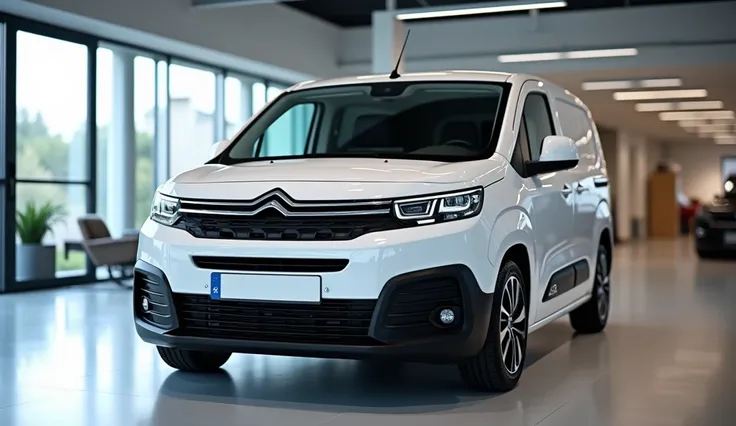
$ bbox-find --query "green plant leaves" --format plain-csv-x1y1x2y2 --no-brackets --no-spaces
16,201,67,245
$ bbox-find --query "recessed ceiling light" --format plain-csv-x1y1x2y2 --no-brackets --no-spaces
678,119,708,128
697,124,735,134
582,78,681,91
396,0,567,20
614,89,708,101
660,110,735,121
635,100,724,112
498,48,637,63
713,134,736,144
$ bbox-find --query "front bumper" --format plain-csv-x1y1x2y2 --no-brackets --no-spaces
134,261,494,361
694,220,736,252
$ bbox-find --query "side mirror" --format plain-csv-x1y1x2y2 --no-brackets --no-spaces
208,139,228,160
525,135,579,176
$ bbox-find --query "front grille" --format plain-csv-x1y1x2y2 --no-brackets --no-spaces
172,294,379,346
173,212,401,241
172,189,401,241
381,277,464,340
191,256,349,273
134,271,175,329
711,211,736,222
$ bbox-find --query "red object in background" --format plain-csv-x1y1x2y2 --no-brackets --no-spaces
681,199,701,221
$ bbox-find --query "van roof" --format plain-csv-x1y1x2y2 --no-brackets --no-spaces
287,71,584,107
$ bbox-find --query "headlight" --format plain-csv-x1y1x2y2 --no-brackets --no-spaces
393,188,483,224
150,192,180,226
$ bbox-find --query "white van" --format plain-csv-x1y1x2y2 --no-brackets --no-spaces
134,71,613,392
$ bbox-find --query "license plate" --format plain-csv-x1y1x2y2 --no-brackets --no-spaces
210,272,321,302
724,232,736,245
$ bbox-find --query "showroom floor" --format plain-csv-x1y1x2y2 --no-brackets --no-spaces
1,238,734,426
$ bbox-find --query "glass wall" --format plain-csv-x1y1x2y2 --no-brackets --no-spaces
168,62,218,176
14,31,91,280
96,46,166,236
0,22,6,291
0,13,294,291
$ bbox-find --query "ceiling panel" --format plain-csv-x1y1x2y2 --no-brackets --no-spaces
540,64,736,144
283,0,729,27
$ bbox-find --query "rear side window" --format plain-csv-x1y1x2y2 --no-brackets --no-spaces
556,100,598,167
521,93,555,161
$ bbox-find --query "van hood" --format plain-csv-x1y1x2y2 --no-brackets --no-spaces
170,157,504,185
161,157,507,201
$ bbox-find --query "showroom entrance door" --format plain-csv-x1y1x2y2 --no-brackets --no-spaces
0,15,99,292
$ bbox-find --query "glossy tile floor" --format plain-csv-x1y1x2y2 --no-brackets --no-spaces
1,238,735,426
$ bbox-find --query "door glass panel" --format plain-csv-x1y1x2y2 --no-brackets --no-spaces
15,31,90,281
15,183,88,279
16,31,89,181
169,63,216,176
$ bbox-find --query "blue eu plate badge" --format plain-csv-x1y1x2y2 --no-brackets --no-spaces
210,273,221,299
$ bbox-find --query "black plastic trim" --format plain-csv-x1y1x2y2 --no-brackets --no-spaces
572,259,590,285
542,259,590,302
133,260,180,331
190,256,349,273
135,264,494,362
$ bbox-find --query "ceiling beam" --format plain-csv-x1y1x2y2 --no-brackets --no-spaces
192,0,303,9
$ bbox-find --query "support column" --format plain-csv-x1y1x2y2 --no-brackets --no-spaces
615,131,632,242
371,1,406,74
214,73,225,142
239,78,253,124
632,137,648,239
107,49,135,237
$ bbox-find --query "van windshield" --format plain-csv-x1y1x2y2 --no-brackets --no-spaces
217,81,510,165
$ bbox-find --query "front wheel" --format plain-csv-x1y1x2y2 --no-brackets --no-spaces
458,261,528,392
569,244,610,334
157,346,232,372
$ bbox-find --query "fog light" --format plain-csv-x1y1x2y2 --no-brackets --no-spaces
141,297,150,313
695,227,706,238
439,308,455,324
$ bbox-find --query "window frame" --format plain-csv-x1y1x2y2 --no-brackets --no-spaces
510,90,557,178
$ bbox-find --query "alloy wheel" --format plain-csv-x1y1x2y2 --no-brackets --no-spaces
499,275,527,375
595,250,611,322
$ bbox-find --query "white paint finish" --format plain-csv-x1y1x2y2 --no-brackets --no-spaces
218,273,322,302
137,72,612,372
340,2,736,69
616,132,631,241
662,143,736,202
371,11,406,74
167,156,507,187
539,136,578,163
4,0,336,81
138,213,499,299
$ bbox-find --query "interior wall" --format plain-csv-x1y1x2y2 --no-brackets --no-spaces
338,1,736,75
662,143,736,202
5,0,340,81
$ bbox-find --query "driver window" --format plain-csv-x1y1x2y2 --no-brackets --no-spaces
522,93,555,161
255,103,316,157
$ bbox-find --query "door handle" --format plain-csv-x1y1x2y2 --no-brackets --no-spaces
576,184,588,194
561,184,573,196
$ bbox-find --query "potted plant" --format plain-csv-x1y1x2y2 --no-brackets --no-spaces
16,201,66,281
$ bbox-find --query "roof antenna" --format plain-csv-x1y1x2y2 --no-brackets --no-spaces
389,29,410,80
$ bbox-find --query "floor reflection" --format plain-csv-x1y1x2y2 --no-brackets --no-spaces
0,238,734,425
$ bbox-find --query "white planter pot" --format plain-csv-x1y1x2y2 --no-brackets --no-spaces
16,244,56,281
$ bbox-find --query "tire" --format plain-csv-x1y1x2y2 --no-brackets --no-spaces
156,346,232,372
569,244,610,334
697,249,717,259
458,261,529,392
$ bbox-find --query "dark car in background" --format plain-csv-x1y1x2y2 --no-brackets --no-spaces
694,174,736,258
